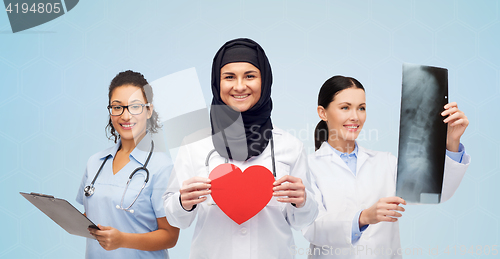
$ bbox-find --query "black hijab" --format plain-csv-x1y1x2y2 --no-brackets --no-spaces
210,38,273,161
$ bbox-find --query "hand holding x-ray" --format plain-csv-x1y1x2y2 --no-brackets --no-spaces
442,102,469,152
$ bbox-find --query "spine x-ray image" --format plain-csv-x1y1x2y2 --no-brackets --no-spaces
396,63,448,204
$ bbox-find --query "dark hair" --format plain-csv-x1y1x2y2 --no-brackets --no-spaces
314,75,365,151
106,70,161,143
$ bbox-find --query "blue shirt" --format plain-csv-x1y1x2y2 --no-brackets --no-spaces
329,143,359,175
327,142,467,243
76,134,173,258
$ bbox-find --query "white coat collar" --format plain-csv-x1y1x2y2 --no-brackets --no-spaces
356,145,375,173
315,141,377,174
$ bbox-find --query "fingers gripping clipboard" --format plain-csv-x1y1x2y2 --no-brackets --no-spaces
20,192,99,239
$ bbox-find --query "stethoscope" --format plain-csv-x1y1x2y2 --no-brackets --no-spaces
84,140,154,214
204,135,276,178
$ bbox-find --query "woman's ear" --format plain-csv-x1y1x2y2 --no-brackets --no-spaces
147,104,154,119
317,106,328,121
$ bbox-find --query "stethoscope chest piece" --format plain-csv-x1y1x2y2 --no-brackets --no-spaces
84,185,95,197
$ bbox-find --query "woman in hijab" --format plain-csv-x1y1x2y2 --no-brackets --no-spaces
163,38,318,259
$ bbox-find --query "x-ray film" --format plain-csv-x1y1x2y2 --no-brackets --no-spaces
396,63,448,204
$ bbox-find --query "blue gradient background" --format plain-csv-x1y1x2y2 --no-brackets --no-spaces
0,0,498,258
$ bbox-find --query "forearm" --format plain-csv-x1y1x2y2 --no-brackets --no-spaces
441,152,470,202
446,138,460,152
121,228,178,251
302,211,352,247
286,189,318,230
359,209,368,227
164,192,198,228
353,210,368,244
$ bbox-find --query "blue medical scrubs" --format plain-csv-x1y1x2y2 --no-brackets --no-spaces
76,133,172,259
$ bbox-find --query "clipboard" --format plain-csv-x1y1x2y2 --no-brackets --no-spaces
20,192,99,239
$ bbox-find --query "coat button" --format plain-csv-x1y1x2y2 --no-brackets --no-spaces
240,227,247,235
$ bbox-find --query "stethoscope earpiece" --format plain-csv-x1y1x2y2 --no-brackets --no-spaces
115,204,134,213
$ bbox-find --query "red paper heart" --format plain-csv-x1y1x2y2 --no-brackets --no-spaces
209,163,275,225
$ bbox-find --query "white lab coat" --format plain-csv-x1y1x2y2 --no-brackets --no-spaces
302,142,470,259
163,128,318,259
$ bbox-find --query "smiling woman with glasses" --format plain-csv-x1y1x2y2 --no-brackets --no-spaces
76,70,179,258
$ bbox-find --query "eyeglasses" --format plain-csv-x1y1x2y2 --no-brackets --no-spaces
107,103,150,116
